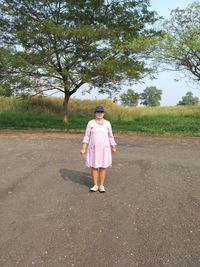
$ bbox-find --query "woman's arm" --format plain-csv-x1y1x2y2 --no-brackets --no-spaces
107,121,117,152
80,143,88,155
80,121,91,155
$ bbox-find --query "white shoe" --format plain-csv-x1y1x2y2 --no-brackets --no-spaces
90,185,99,192
99,185,106,193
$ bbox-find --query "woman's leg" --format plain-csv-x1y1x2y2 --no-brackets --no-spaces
99,168,106,186
91,167,99,185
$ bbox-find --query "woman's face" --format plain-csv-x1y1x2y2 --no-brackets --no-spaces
95,111,104,120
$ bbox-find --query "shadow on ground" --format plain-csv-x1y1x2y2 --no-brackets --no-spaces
59,168,91,187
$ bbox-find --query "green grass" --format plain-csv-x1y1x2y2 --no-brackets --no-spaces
111,113,200,136
0,111,92,130
0,96,200,136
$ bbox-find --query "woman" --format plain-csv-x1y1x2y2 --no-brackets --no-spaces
80,106,117,193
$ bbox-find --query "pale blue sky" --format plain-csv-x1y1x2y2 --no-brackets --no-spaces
75,0,200,106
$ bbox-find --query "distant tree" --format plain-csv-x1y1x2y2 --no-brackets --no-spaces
0,0,159,122
140,86,162,106
155,2,200,82
178,91,199,106
120,88,140,106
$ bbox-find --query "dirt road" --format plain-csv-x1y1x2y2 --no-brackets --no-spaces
0,131,200,267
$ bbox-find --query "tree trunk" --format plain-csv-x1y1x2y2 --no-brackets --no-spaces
63,92,70,124
62,79,84,123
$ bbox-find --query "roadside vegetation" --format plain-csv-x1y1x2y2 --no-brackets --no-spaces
0,96,200,136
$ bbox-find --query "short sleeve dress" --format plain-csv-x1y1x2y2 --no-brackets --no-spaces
82,119,117,168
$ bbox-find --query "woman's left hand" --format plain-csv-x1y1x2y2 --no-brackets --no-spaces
112,146,117,153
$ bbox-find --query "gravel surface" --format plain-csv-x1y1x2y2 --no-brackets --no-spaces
0,131,200,267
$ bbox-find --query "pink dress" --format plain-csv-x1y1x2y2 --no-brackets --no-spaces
82,119,117,168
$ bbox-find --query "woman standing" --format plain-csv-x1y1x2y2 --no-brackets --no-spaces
80,106,117,193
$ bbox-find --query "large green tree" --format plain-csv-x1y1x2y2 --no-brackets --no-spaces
178,91,199,106
140,86,162,106
0,47,33,96
0,0,159,122
0,48,12,96
156,2,200,82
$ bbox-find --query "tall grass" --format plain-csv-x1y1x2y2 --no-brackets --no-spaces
1,95,199,120
0,95,200,136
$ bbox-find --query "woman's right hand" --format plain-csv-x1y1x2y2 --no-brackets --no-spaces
80,143,87,155
80,149,86,155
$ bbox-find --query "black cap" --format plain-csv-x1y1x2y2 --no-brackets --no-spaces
94,106,104,113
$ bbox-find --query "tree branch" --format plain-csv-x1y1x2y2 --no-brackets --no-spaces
69,80,84,96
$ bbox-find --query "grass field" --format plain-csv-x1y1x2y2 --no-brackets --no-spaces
0,96,200,136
